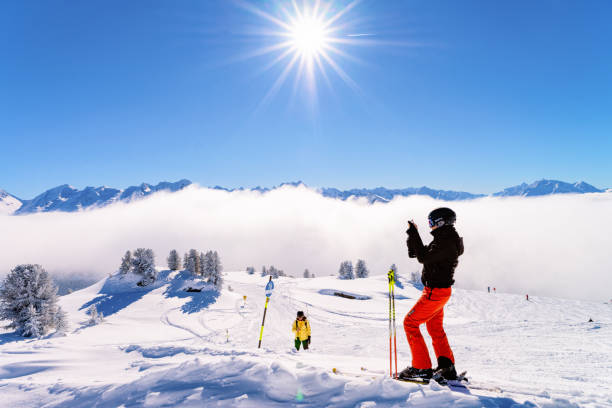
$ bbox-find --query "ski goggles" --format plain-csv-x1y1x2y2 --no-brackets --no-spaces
428,217,443,228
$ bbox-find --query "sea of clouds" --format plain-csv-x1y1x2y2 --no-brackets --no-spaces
1,184,611,301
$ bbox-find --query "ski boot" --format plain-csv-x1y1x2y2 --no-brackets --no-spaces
432,356,457,382
398,366,433,380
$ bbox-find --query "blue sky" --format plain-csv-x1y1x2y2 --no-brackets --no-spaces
1,0,611,199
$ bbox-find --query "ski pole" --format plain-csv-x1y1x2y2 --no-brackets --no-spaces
258,276,275,348
388,271,393,377
390,269,398,378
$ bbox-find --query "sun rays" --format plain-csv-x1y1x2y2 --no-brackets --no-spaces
238,0,367,110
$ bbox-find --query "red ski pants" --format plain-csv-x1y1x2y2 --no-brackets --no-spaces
403,287,455,369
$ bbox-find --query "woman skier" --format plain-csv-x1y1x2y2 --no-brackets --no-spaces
400,207,464,381
292,311,311,351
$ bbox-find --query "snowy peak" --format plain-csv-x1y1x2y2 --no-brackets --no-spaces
0,188,22,215
319,186,484,203
15,179,192,215
493,179,602,197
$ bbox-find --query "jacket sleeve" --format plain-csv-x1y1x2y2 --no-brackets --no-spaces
416,238,458,265
306,322,311,337
291,321,297,334
407,224,424,259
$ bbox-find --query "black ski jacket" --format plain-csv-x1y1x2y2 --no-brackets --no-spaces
406,224,464,288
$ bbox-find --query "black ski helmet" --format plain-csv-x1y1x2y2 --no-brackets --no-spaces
297,311,305,318
428,207,456,228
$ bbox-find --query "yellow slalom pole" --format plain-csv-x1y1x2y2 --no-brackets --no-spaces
390,269,398,379
258,296,270,348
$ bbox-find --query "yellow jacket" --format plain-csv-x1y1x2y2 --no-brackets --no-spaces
292,318,311,341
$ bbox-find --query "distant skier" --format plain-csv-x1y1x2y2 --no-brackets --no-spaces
400,207,464,381
487,286,490,293
292,311,311,351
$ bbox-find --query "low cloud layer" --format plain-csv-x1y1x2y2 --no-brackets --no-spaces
1,185,611,301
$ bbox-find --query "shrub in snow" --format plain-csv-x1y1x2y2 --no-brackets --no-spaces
119,250,132,274
246,266,255,275
410,270,422,285
132,248,157,286
355,259,369,278
338,261,354,280
167,249,181,271
303,269,310,278
0,264,68,337
87,304,104,325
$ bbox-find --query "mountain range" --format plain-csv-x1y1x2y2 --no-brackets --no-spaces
0,179,606,215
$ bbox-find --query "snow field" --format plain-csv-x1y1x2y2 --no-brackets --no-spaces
0,271,610,407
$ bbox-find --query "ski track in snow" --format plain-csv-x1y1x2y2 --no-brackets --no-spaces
0,271,611,407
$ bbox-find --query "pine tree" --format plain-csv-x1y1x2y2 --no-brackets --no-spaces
355,259,369,278
202,251,214,279
268,266,279,279
208,251,223,290
167,249,181,271
199,252,206,277
184,249,200,276
246,266,255,275
54,307,69,334
261,266,267,277
132,248,157,286
119,250,132,274
338,261,354,280
303,269,310,278
0,264,66,337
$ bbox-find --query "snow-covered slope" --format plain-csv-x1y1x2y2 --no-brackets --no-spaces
1,271,610,407
15,179,192,214
0,189,22,215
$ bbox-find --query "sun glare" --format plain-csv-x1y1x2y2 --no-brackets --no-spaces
290,17,328,57
239,0,365,109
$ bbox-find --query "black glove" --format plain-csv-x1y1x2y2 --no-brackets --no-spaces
406,221,417,235
308,336,311,344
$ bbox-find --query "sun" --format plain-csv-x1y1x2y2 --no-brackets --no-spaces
238,0,365,108
289,16,329,57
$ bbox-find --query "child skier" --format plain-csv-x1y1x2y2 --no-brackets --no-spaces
292,311,311,350
400,207,464,381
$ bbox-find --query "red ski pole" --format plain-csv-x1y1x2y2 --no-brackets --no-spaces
388,271,393,377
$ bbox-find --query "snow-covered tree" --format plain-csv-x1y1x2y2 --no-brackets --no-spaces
201,251,213,279
184,249,200,276
355,259,369,278
0,264,68,337
206,251,223,290
261,266,267,277
246,266,255,275
132,248,157,286
119,250,132,274
303,269,310,278
199,252,206,276
87,304,103,325
167,249,181,271
338,261,354,280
